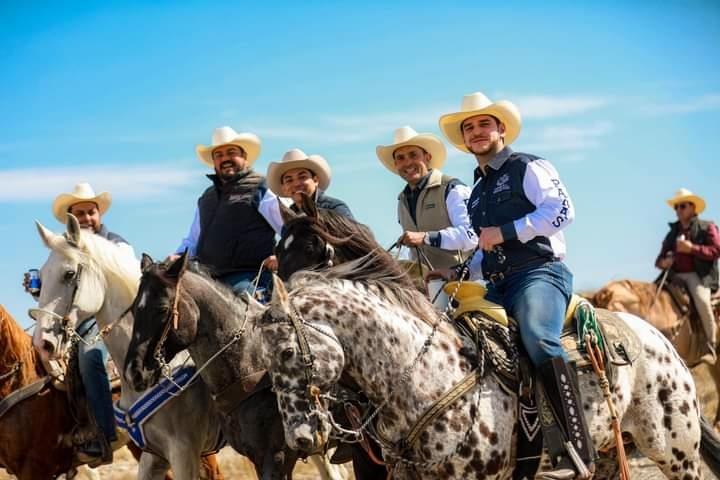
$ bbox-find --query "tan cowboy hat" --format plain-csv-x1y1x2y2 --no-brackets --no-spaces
439,92,522,152
267,148,331,196
376,126,447,175
52,183,111,223
666,188,706,214
195,126,261,168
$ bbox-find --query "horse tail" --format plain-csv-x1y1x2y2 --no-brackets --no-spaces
700,415,720,476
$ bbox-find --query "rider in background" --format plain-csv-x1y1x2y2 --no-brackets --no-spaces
376,126,476,271
24,182,131,466
656,188,720,364
267,148,355,219
435,92,595,479
170,126,283,294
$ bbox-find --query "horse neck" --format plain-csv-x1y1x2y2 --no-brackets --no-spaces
0,308,41,397
92,266,138,389
184,274,263,392
326,293,469,436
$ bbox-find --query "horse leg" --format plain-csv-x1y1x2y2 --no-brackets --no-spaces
707,360,720,431
200,453,224,480
166,448,201,480
308,451,349,480
137,452,171,480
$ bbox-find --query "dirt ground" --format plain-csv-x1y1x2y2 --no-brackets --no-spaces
2,363,718,479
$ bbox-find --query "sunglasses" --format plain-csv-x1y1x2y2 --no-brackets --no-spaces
674,202,693,211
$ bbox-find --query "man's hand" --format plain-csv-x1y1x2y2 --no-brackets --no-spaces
425,268,457,282
22,272,39,298
676,239,694,254
657,257,673,270
398,231,427,247
478,226,503,251
263,255,278,272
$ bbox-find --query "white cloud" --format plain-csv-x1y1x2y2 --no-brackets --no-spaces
640,93,720,114
0,164,202,202
517,121,613,153
513,95,610,119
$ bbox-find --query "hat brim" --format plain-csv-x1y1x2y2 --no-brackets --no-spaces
196,133,262,168
376,134,447,175
667,194,706,214
52,192,112,224
267,156,331,197
439,101,521,153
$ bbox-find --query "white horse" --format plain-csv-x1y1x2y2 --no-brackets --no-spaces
258,263,720,480
32,215,224,480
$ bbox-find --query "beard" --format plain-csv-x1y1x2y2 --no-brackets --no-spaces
467,136,502,156
216,160,244,181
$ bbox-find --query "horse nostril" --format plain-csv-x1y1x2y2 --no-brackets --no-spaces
295,436,313,452
42,340,55,356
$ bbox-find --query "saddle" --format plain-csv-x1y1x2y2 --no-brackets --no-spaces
443,281,642,480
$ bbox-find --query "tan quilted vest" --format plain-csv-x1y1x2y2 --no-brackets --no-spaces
397,169,471,270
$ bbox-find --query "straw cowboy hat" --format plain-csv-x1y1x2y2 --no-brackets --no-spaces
195,126,261,168
376,126,447,175
439,92,522,152
666,188,706,214
267,148,331,196
52,183,112,223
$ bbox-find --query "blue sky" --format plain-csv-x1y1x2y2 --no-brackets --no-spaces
1,1,719,326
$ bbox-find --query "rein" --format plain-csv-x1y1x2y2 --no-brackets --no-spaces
0,362,22,383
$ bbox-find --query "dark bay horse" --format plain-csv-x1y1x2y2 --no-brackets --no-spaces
591,279,720,429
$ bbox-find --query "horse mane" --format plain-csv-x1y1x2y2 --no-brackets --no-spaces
56,230,141,301
291,252,442,330
0,305,37,394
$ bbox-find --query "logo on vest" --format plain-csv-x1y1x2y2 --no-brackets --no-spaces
492,173,510,194
424,202,437,210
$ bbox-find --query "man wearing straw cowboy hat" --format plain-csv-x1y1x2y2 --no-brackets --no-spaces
376,126,476,273
23,182,132,466
267,148,354,219
171,126,283,294
656,188,720,364
435,92,594,479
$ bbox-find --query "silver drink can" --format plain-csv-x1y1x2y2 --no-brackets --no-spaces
28,269,41,294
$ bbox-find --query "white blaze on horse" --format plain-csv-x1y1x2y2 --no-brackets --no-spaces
258,257,720,480
31,215,224,480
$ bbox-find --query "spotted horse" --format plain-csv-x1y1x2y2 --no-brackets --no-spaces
258,255,720,480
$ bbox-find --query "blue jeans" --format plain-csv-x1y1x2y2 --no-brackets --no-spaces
485,261,573,366
77,319,116,443
218,270,273,302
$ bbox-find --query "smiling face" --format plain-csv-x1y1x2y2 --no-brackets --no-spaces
68,201,101,232
393,145,431,186
212,144,248,181
461,114,505,156
281,167,319,205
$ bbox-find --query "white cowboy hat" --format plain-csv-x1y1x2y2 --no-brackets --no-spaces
195,126,261,168
438,92,522,152
666,188,706,214
376,126,447,175
52,183,112,223
267,148,331,196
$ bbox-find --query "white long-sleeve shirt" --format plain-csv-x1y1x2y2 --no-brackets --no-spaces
424,184,478,251
468,156,574,280
174,188,284,256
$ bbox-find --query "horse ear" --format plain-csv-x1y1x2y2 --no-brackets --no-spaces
141,253,154,272
240,292,267,318
270,274,291,313
166,250,189,279
36,220,63,250
279,200,297,224
65,213,83,248
299,192,318,219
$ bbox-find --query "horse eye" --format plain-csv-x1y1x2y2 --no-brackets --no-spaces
280,348,295,362
64,270,76,281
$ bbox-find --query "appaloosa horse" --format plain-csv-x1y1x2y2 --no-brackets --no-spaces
31,216,224,480
591,279,720,429
257,256,720,479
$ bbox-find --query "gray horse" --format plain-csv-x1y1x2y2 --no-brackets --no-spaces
32,216,224,480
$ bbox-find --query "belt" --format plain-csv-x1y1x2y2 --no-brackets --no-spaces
485,257,557,285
